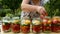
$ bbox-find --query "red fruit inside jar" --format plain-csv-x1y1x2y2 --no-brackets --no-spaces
57,26,60,32
42,18,51,32
42,18,49,24
42,25,51,32
52,17,60,24
46,26,51,30
51,26,58,32
58,26,60,31
52,19,58,24
21,25,30,33
56,22,60,32
52,17,60,32
52,16,60,22
52,23,59,32
2,23,11,31
32,25,42,32
11,24,20,33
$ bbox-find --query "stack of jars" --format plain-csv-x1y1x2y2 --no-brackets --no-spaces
2,17,20,33
2,16,60,33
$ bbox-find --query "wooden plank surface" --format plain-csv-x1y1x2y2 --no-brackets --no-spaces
1,31,60,34
1,32,60,34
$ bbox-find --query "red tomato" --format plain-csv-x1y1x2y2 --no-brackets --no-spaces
42,18,49,25
11,24,20,33
21,25,30,33
32,25,41,32
51,26,58,32
2,23,11,31
52,19,58,24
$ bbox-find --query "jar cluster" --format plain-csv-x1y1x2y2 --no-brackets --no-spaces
2,16,60,33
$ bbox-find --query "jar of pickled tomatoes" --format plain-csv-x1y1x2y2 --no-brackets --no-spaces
21,17,31,33
32,18,42,33
42,17,52,33
2,17,11,32
52,16,60,32
11,17,20,33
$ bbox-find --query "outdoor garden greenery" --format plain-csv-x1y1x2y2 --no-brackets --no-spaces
0,0,60,17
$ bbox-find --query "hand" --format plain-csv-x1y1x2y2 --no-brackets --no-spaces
37,6,48,16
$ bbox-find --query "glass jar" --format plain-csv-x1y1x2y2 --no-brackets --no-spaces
11,17,20,33
52,16,60,32
32,18,42,33
42,17,52,32
21,17,31,33
0,20,2,32
2,17,11,32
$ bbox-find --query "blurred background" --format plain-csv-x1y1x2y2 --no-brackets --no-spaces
0,0,60,19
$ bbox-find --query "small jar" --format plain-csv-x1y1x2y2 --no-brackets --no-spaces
52,16,60,32
0,20,2,32
32,18,42,33
2,17,11,32
42,17,52,32
21,17,31,33
11,17,20,33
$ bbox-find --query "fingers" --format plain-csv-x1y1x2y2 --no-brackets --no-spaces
37,6,48,16
40,8,48,16
43,9,48,16
40,9,45,16
43,10,48,16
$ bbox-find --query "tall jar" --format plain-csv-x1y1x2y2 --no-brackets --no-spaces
0,19,2,32
2,17,11,32
21,17,31,33
42,17,52,33
52,16,60,32
32,18,42,33
11,17,20,33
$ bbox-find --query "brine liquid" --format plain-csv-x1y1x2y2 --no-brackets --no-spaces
42,24,51,32
52,24,60,32
2,23,11,32
32,25,42,33
11,24,20,33
21,25,30,33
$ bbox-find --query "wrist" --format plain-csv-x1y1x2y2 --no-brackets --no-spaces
36,6,43,12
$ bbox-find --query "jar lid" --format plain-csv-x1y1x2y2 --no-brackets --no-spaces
2,17,11,23
12,17,20,23
3,20,11,23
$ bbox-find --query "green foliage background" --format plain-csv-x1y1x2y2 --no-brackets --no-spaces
0,0,60,17
45,0,60,17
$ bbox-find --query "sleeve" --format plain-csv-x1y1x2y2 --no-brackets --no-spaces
40,0,49,6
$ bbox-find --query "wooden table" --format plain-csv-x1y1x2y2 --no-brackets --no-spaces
1,31,60,34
